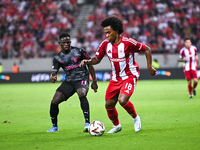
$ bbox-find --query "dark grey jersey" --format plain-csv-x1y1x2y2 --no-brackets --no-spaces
52,46,90,82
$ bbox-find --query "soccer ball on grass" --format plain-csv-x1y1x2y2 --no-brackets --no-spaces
88,120,105,136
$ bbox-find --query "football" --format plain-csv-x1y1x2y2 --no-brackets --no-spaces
88,120,105,136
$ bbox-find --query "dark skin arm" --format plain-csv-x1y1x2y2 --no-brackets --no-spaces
178,57,188,62
80,56,101,67
87,64,98,92
80,46,156,76
144,45,157,76
50,71,57,83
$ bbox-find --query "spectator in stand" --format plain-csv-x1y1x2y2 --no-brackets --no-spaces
12,62,19,73
83,0,200,55
0,0,77,59
0,62,3,73
152,59,160,69
0,0,199,59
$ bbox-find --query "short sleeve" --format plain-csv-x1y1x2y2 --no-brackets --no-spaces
95,40,107,60
127,38,146,52
81,48,91,60
52,57,60,72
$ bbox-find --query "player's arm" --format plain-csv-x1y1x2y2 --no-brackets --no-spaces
80,56,101,67
178,50,188,62
144,45,157,76
51,57,60,83
50,71,57,83
87,64,98,92
178,57,188,62
195,54,198,68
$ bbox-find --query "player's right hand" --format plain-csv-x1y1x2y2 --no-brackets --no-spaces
148,67,157,76
50,75,57,83
91,81,98,93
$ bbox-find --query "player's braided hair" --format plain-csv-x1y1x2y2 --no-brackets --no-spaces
58,32,70,41
101,16,124,34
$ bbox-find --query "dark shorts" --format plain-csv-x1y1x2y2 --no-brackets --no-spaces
57,79,89,100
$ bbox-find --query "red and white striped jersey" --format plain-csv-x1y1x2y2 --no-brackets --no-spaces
95,36,146,81
179,45,197,71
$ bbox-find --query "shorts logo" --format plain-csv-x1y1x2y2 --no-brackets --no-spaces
124,90,129,94
81,80,87,86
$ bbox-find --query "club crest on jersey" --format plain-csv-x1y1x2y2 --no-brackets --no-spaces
74,57,77,63
119,49,123,53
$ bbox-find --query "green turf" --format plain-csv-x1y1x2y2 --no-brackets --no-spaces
0,80,200,150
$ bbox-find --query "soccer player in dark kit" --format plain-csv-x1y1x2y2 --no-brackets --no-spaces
47,32,98,132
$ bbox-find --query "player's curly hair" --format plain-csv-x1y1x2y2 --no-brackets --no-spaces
184,38,191,42
58,32,70,41
101,16,124,34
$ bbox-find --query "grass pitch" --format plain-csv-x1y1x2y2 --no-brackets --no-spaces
0,80,200,150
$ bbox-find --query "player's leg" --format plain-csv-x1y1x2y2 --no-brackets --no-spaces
187,79,193,98
47,91,66,132
106,98,119,125
119,93,137,118
47,81,75,132
75,80,90,131
192,70,198,96
118,93,141,132
105,81,122,133
119,78,137,118
118,78,141,132
192,78,198,96
106,98,122,133
185,71,193,98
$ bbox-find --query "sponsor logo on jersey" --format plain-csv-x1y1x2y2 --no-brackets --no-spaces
65,64,79,70
110,58,126,62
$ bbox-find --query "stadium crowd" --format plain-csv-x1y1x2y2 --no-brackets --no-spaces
0,0,77,59
0,0,200,59
83,0,200,56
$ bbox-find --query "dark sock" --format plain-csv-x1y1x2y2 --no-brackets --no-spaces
80,96,90,123
50,103,59,127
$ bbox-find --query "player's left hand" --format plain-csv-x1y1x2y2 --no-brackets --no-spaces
50,74,57,83
79,59,89,67
91,81,98,93
148,67,157,76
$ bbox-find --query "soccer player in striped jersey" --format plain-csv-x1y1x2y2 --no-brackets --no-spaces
179,38,198,98
80,16,156,133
